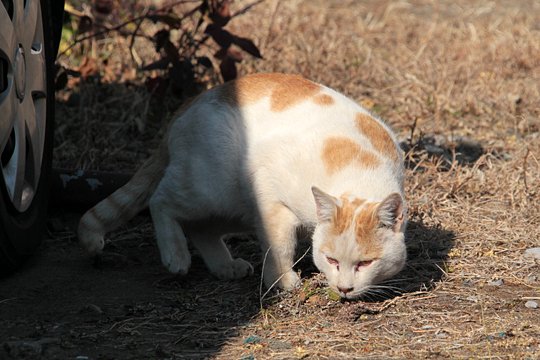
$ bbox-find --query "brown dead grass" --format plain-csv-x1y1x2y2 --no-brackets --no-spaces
53,0,540,358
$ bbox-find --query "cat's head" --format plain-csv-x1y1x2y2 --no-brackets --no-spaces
311,187,407,300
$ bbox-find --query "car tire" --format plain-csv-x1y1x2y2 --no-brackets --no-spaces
0,0,56,274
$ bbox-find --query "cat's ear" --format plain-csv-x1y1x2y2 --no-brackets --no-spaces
377,193,405,232
312,186,340,223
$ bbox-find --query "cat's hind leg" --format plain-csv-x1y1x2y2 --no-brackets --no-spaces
149,186,191,275
186,221,253,280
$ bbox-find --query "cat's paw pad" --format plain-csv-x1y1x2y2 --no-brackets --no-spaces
161,251,191,275
212,258,254,280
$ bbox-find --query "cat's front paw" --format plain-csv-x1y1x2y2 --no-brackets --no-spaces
279,271,301,290
264,270,301,291
211,258,254,280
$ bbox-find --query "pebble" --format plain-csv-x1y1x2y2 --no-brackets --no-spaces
243,335,261,345
435,331,448,339
524,248,540,260
487,279,504,286
525,300,538,309
268,339,292,350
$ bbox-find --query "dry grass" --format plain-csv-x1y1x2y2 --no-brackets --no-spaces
52,0,540,358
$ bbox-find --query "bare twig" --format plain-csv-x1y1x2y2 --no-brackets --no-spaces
232,0,266,18
523,147,530,194
59,0,202,57
129,17,146,67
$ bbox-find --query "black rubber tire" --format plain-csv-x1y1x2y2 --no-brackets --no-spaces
0,0,57,275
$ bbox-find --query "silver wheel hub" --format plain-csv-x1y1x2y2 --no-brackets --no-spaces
0,0,47,212
14,45,26,100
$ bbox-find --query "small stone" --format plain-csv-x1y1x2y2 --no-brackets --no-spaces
466,296,479,302
435,331,448,339
525,300,538,309
524,248,540,260
421,325,434,330
243,335,261,345
488,279,504,286
268,339,292,350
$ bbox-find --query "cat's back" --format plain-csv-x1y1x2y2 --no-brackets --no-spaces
211,73,399,160
212,73,401,167
206,73,404,204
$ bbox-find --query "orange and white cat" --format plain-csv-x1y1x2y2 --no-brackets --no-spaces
78,73,407,299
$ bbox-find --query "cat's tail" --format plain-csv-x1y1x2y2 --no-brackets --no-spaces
78,140,169,255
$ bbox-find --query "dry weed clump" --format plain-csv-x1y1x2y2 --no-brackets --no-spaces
51,0,539,358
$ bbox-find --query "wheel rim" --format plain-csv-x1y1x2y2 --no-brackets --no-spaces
0,0,47,212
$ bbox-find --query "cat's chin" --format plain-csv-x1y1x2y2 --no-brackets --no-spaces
340,293,362,301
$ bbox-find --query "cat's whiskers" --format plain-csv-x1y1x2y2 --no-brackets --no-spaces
348,282,404,301
369,284,403,292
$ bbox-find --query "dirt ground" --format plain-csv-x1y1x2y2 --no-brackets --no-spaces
1,0,539,359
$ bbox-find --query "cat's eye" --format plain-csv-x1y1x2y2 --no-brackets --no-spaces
326,256,339,269
355,259,374,271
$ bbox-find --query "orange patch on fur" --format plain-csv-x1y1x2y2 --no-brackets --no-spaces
322,136,381,174
354,203,383,258
313,93,334,106
326,197,382,258
217,73,321,111
355,113,399,162
270,75,320,111
331,197,366,235
331,198,355,235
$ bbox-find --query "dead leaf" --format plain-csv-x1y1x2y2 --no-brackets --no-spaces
232,36,262,58
205,24,234,48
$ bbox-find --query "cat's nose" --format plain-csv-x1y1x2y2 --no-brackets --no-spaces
337,286,354,295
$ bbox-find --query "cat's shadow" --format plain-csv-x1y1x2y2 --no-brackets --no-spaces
393,220,456,297
292,220,456,303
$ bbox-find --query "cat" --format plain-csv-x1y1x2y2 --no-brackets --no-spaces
78,73,407,300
